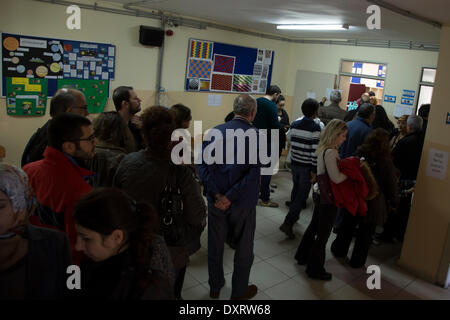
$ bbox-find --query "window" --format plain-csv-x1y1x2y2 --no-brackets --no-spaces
416,67,436,114
339,60,387,111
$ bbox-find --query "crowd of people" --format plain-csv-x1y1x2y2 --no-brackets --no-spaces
0,84,429,299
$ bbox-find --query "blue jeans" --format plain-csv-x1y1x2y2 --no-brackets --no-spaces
284,165,312,225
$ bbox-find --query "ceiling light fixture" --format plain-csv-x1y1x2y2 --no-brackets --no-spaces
277,24,349,30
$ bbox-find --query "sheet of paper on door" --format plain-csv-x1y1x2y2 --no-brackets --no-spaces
426,148,449,180
307,91,316,99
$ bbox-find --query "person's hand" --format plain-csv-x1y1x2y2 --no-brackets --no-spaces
310,172,317,183
321,97,327,104
130,115,142,129
215,194,231,211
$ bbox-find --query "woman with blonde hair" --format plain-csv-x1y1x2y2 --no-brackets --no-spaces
295,119,348,281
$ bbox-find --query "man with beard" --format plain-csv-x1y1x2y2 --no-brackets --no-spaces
23,113,97,259
252,85,282,208
113,86,144,150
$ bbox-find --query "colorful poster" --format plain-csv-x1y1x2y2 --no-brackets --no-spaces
213,54,235,74
187,58,212,79
233,74,252,92
5,77,48,116
185,38,274,93
57,79,109,114
189,39,213,60
62,40,116,80
2,34,63,79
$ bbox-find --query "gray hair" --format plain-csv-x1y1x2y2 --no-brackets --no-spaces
330,90,341,103
0,164,31,213
358,103,375,119
407,115,423,132
233,94,256,117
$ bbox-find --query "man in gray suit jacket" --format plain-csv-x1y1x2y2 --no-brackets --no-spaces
318,90,348,125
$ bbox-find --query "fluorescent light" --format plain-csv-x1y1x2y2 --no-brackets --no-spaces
277,24,348,30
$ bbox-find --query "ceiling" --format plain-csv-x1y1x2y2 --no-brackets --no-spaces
102,0,449,43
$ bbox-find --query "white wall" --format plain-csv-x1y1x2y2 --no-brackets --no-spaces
286,43,439,117
0,0,440,165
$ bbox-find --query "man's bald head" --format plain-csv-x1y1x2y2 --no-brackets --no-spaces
50,88,88,117
233,94,257,117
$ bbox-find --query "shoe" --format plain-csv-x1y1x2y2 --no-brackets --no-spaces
306,271,332,281
209,290,220,299
258,200,279,208
285,201,291,207
270,189,275,193
231,285,258,300
270,184,278,188
279,222,295,239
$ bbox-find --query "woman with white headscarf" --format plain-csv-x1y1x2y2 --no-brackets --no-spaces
0,164,72,299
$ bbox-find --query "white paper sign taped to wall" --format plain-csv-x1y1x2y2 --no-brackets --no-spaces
208,94,222,107
426,149,449,180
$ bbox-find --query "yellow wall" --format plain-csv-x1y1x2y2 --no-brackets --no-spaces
0,0,439,167
399,26,450,286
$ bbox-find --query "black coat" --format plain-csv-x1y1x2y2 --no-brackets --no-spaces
392,131,425,180
21,120,50,167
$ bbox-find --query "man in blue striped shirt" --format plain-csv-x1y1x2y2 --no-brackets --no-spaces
279,99,321,239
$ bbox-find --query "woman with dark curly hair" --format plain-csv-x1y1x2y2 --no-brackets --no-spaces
88,111,135,187
331,128,399,268
113,106,206,300
74,187,175,299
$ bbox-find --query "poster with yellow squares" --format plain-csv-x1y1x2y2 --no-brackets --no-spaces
6,77,48,116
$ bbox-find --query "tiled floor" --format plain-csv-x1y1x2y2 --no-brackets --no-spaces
184,170,450,300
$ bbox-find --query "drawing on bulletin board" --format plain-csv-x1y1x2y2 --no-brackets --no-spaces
6,77,48,116
2,35,63,79
2,33,115,115
185,38,274,94
57,79,109,114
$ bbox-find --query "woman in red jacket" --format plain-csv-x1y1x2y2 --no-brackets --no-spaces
331,128,399,268
295,119,348,281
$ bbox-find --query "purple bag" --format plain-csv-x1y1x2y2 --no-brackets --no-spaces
317,149,334,205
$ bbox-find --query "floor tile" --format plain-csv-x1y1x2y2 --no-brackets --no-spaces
348,273,403,299
182,283,211,300
183,271,200,291
248,261,290,291
264,278,319,300
265,252,305,278
255,217,280,237
291,271,347,299
402,278,450,300
325,285,373,300
324,257,367,283
253,236,294,260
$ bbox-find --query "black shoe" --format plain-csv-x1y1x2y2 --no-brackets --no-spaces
306,271,332,281
285,201,291,207
279,222,295,239
270,184,278,188
270,189,275,193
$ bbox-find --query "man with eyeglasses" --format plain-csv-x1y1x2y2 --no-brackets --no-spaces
21,88,89,166
23,113,97,262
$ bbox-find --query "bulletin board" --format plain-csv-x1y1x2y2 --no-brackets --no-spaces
185,38,274,94
2,32,116,115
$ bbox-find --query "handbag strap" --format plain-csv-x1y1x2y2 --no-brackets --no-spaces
322,148,330,176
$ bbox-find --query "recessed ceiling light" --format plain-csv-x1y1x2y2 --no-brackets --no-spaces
277,24,349,30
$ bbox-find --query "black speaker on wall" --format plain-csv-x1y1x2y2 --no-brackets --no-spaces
139,25,165,47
